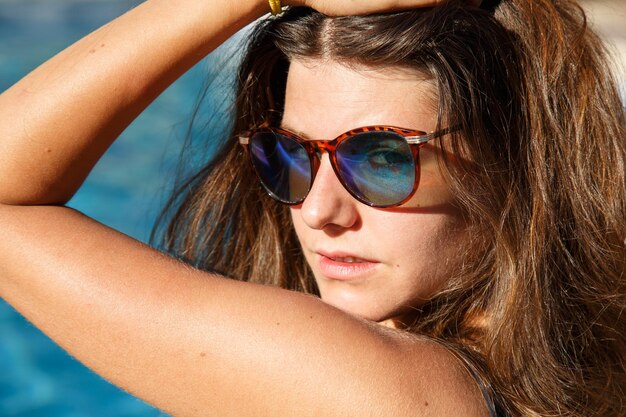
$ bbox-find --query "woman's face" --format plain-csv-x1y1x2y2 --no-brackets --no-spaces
284,60,467,328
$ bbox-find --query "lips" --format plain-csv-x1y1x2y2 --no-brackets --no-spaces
327,256,365,263
316,251,380,280
317,250,378,263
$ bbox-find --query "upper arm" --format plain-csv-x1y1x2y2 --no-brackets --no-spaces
0,204,489,417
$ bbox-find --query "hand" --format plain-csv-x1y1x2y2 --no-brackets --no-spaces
285,0,482,16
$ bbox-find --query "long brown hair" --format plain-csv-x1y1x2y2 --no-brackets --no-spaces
154,1,626,415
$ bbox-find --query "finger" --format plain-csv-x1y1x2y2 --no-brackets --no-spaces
291,0,482,17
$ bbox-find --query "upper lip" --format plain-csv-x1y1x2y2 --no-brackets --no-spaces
316,250,380,263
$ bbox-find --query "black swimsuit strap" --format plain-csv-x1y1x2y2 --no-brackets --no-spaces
465,363,500,417
442,345,502,417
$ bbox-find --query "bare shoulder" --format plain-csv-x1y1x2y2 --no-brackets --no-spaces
366,326,492,417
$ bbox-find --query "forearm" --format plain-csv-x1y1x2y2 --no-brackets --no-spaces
0,0,266,205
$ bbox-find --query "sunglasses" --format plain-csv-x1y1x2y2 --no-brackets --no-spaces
239,125,453,208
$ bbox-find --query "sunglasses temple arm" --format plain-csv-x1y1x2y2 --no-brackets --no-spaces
405,126,459,145
238,134,250,145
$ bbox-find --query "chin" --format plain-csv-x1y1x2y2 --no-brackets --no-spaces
318,289,404,323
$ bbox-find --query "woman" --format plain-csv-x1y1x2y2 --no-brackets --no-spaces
0,0,623,416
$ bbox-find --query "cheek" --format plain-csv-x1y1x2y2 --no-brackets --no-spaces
290,207,317,263
290,208,305,241
403,146,457,209
375,211,468,289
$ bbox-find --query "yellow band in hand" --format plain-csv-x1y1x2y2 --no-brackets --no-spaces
268,0,282,15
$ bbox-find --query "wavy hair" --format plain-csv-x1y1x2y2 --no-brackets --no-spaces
154,1,626,415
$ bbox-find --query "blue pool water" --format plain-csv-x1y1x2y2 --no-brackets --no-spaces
0,1,242,416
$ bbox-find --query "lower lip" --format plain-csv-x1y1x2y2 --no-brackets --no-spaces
318,255,380,280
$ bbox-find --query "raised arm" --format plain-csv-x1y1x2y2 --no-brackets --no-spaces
0,204,489,417
0,1,488,416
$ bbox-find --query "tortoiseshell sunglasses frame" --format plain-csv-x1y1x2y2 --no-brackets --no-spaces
238,125,454,208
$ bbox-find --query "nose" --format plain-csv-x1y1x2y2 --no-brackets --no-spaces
297,154,359,231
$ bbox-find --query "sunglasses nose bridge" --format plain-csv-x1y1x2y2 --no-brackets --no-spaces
307,140,335,170
306,139,349,193
309,140,333,157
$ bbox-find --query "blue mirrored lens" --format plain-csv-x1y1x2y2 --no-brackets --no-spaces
249,132,311,203
336,132,415,206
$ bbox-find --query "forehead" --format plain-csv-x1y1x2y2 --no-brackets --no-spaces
281,59,438,138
